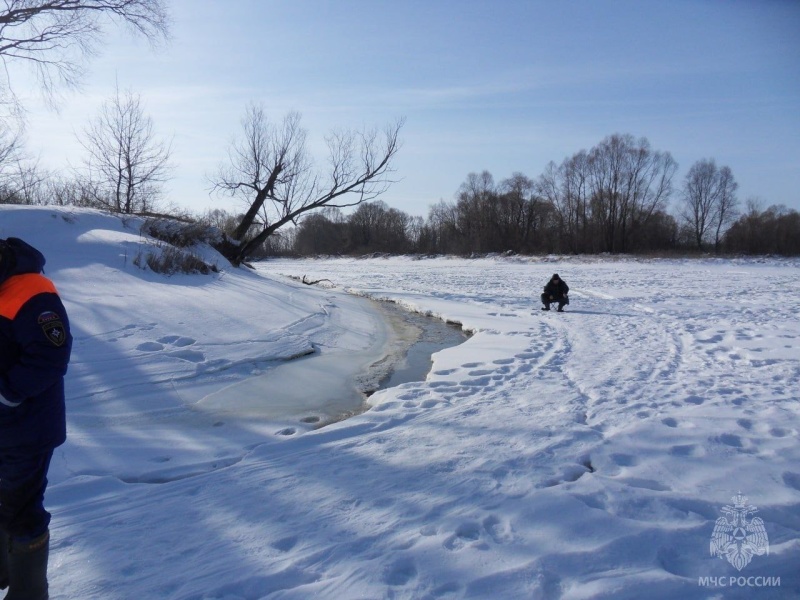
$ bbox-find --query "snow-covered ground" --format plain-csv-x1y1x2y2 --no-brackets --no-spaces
2,206,798,599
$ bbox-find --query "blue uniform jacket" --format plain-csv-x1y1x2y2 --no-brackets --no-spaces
0,238,72,452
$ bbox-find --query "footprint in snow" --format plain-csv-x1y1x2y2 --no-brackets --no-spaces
483,515,513,544
541,463,592,487
492,358,514,365
136,341,164,352
463,375,492,387
444,521,481,551
157,335,196,347
429,381,458,389
382,557,418,586
669,444,705,457
271,536,298,552
715,433,744,448
782,472,800,491
432,368,458,376
610,453,639,467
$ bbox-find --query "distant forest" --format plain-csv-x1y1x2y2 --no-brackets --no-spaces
262,194,800,258
254,134,800,258
4,133,799,258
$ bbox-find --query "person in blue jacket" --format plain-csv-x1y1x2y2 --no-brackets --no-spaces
0,237,72,600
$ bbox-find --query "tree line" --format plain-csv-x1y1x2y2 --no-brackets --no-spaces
252,133,799,257
5,117,799,257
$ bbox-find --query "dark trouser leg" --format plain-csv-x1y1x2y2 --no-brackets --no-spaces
0,531,8,590
540,293,550,310
0,451,54,599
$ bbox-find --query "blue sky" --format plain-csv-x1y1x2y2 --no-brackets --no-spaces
16,0,800,217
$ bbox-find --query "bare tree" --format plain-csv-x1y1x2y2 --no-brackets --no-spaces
211,104,403,265
0,120,46,204
423,199,460,254
0,120,24,174
0,156,48,204
348,200,412,254
711,165,738,252
538,151,593,253
294,209,347,256
454,170,497,253
0,0,169,107
44,173,94,206
497,172,542,252
723,200,800,256
587,134,676,253
680,159,738,251
79,84,172,213
680,159,717,249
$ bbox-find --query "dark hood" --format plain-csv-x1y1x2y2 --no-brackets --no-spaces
0,237,46,284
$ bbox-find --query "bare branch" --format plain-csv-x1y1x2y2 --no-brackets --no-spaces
301,275,332,286
210,107,404,265
0,0,170,107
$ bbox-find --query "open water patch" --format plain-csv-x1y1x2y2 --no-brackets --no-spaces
369,300,470,392
314,299,470,428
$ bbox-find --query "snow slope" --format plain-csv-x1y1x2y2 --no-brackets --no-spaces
2,206,799,599
1,206,398,486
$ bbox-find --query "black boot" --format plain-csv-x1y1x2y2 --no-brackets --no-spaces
0,532,8,590
6,531,49,600
541,305,550,311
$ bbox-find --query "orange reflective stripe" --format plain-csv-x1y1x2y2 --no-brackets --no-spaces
0,273,59,320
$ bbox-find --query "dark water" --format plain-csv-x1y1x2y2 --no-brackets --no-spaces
375,303,469,390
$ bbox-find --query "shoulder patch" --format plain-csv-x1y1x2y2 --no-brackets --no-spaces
38,310,67,347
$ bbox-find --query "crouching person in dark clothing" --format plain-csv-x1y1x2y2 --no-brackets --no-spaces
0,238,72,600
541,273,569,312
